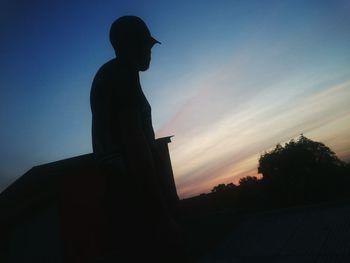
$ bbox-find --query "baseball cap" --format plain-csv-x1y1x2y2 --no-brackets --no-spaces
109,16,160,50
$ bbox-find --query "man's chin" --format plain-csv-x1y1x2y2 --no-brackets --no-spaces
139,64,150,72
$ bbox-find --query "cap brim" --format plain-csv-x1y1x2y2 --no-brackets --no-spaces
150,36,161,45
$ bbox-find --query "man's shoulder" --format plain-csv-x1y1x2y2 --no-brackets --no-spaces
94,58,118,79
93,59,136,84
91,59,138,103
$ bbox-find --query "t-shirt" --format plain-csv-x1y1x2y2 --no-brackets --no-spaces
90,58,156,156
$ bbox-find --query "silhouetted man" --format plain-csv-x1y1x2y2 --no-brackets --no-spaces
90,16,183,261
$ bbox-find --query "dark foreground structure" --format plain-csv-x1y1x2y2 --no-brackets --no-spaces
0,137,178,262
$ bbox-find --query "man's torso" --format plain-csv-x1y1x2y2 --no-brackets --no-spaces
90,59,155,155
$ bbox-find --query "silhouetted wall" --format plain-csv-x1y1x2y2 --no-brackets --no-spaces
0,136,178,262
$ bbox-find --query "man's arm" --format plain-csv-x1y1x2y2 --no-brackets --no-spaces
118,108,165,213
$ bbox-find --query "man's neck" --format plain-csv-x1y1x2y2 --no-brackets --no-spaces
116,56,139,72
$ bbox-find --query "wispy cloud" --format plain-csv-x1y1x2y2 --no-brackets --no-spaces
156,50,350,198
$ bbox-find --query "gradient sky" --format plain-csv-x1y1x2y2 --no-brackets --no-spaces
1,0,350,198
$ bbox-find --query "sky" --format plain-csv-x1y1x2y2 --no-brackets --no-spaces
1,0,350,198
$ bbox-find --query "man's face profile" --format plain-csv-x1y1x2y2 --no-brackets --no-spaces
136,43,154,71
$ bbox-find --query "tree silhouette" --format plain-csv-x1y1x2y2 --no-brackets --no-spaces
239,176,259,187
258,134,344,179
191,135,349,213
258,135,347,204
211,183,236,193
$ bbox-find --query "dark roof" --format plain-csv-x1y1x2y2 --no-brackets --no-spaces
0,136,175,225
0,153,96,224
156,136,174,144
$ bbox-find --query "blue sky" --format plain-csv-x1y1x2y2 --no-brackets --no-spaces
1,0,350,197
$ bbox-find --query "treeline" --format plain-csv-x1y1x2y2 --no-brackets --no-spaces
180,135,350,214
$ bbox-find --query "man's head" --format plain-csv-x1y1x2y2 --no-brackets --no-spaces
109,16,160,71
